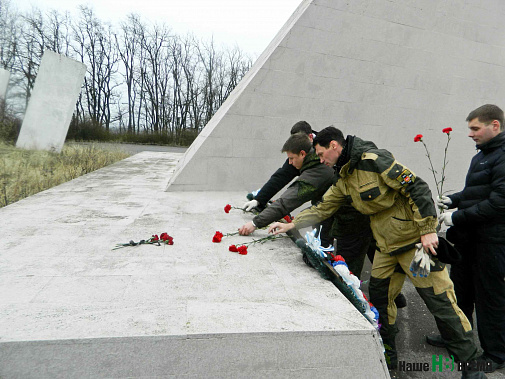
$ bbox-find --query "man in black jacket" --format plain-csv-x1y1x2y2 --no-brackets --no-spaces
238,133,333,235
438,104,505,373
243,121,315,213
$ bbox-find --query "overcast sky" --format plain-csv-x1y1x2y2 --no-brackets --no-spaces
13,0,302,56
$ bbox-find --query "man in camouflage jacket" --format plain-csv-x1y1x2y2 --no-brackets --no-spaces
269,127,480,374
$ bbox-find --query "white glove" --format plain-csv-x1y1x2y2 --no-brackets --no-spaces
410,243,435,277
242,199,259,211
437,195,452,210
438,212,454,226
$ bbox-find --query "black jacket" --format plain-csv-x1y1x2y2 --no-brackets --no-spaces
449,132,505,243
254,158,299,206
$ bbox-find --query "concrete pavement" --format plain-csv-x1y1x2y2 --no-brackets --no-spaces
0,151,387,378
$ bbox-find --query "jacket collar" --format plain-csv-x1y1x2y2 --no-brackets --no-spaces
476,131,505,153
300,149,321,174
339,136,378,176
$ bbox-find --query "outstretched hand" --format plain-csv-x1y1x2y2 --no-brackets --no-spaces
268,222,295,235
238,221,256,236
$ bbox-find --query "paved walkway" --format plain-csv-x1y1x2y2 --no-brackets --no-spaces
68,141,187,154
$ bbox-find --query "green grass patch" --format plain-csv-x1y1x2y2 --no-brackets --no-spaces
0,142,130,208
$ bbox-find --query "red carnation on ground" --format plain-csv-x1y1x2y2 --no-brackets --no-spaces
212,231,223,243
414,134,423,142
224,204,232,213
229,245,238,252
442,127,453,134
152,234,159,241
160,232,174,245
237,245,248,255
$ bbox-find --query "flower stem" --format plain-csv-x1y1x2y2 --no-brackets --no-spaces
440,134,450,196
241,234,290,247
421,140,441,198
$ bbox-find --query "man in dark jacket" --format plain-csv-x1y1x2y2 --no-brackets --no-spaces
437,104,505,373
238,132,333,235
243,121,315,213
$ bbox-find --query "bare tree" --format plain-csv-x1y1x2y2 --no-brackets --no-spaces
115,13,144,133
140,23,172,133
3,2,252,142
0,0,19,71
72,6,119,131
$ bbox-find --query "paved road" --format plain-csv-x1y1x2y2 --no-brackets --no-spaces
360,259,505,379
69,141,187,155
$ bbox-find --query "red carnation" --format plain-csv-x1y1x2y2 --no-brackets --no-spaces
283,215,293,223
414,134,423,142
224,204,232,213
212,231,223,243
237,245,248,255
229,245,238,252
442,127,453,134
160,233,169,241
152,234,159,241
167,237,174,245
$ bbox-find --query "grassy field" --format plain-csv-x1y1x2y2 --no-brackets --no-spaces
0,142,130,208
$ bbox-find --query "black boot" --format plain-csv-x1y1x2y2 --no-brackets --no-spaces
381,335,398,370
394,292,407,308
461,370,487,378
425,334,447,348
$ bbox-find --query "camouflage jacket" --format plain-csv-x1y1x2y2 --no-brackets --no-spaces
253,150,333,229
293,137,438,255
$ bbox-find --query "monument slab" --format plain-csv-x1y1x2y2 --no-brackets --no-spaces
0,152,388,378
0,68,9,101
16,50,86,153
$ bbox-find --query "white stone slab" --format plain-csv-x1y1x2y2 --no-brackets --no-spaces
0,152,388,378
0,68,9,100
167,0,505,196
16,50,86,153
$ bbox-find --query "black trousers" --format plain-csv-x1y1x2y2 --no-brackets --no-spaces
333,230,374,280
451,241,505,363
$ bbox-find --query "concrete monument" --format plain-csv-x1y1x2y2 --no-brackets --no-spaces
16,50,86,153
0,68,10,101
167,0,505,195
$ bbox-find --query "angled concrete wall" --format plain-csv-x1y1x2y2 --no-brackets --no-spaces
0,68,9,101
167,0,505,194
16,50,86,153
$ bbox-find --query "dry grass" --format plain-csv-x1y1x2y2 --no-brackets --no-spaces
0,142,130,208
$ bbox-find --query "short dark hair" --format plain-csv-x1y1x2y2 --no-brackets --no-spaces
466,104,504,131
312,126,345,148
290,121,312,135
282,132,312,154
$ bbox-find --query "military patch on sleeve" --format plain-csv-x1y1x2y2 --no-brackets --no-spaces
396,169,415,185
